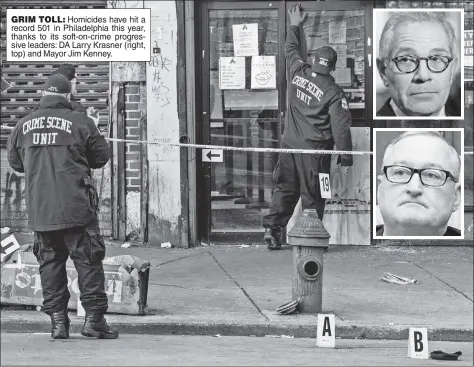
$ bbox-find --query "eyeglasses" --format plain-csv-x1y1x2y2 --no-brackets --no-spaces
383,165,456,187
392,55,454,73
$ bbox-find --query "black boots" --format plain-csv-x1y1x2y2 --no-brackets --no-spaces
264,227,282,250
50,310,70,339
81,313,119,339
49,310,118,339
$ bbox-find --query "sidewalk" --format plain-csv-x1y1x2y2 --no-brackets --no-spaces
1,240,473,341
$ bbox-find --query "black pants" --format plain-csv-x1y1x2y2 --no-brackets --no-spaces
262,144,332,228
33,219,108,315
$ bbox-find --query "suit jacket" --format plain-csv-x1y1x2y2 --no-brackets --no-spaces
375,225,461,236
376,99,460,117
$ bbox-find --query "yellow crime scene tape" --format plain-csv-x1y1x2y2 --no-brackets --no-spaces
1,125,473,155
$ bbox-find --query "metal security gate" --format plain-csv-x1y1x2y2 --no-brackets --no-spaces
0,0,112,236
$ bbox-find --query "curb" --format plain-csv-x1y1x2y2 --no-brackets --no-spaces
1,318,472,342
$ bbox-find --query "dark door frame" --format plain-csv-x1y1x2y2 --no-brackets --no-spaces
195,0,374,244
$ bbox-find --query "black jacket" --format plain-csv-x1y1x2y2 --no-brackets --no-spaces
282,26,353,166
33,94,87,115
376,98,460,117
7,95,110,232
375,225,461,236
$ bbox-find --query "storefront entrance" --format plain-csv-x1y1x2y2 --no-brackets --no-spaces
196,0,373,244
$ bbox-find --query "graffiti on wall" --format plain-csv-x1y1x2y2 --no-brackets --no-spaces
1,171,26,216
149,53,172,107
108,0,142,9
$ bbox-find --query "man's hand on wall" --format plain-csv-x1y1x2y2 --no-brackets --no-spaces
288,4,308,27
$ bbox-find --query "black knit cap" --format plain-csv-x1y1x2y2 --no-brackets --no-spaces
51,64,76,81
44,74,71,94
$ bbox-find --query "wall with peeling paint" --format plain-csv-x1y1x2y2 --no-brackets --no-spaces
126,191,141,237
145,1,183,246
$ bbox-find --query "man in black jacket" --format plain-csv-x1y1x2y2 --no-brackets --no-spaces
33,64,87,115
262,4,353,250
7,74,118,340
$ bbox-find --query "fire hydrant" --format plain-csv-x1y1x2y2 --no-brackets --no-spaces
287,208,330,314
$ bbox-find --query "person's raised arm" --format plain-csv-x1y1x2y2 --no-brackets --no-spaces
285,4,310,78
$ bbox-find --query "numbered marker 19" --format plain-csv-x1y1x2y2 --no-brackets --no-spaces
319,173,331,199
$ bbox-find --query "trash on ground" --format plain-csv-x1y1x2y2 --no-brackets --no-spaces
276,298,300,315
214,334,221,337
161,242,172,248
280,335,294,339
1,227,11,234
238,244,249,248
430,351,462,361
381,272,418,285
121,242,131,248
1,234,21,264
103,254,151,272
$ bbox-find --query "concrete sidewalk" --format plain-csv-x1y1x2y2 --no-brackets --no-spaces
1,242,473,341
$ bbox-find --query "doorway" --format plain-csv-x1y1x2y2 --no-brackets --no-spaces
196,0,373,245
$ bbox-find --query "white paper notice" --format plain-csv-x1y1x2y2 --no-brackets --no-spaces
333,68,352,86
331,44,347,69
251,56,276,89
354,56,365,74
307,32,323,51
219,57,246,90
329,20,346,44
232,23,259,57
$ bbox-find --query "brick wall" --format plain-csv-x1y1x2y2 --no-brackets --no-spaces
124,83,145,192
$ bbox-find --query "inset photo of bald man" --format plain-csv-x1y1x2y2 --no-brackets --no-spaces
373,9,464,120
373,129,464,240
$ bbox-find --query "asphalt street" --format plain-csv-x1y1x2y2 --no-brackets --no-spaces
1,333,472,366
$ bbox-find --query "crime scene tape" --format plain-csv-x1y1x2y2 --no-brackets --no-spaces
1,125,473,155
106,137,370,155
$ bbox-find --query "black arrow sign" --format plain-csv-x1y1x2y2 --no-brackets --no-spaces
206,151,220,160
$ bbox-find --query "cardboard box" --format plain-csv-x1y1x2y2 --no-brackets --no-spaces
1,251,149,315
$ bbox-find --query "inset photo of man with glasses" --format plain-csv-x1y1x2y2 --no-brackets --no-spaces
373,129,464,239
373,9,464,120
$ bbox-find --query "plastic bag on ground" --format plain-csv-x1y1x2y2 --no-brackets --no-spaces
102,254,150,273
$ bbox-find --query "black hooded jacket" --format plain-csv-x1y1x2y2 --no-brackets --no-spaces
7,95,110,231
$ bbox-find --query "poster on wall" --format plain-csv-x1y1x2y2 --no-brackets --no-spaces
232,23,259,57
331,44,347,69
465,30,473,82
333,68,352,86
329,20,346,44
307,31,323,52
354,56,365,75
219,57,246,90
251,56,276,89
